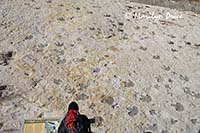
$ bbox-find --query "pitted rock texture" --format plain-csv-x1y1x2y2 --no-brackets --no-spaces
0,0,200,132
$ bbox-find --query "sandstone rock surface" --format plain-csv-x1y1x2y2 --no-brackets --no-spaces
0,0,200,132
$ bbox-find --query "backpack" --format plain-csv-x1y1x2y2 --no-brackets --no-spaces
58,110,87,133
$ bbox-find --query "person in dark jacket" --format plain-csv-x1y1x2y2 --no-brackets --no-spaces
58,101,92,133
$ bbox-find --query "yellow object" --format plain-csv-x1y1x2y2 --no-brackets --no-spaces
23,118,60,133
24,123,45,133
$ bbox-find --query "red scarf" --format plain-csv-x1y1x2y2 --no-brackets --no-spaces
64,109,78,133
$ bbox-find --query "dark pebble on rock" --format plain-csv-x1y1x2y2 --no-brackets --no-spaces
124,80,135,87
179,74,189,81
118,22,124,26
79,58,86,62
101,96,114,105
185,41,191,45
25,35,33,40
140,94,152,102
190,118,198,124
171,48,178,52
57,17,65,21
162,65,170,71
89,103,96,109
53,79,62,85
89,27,95,30
171,118,178,124
0,85,7,97
57,58,66,64
168,41,174,45
76,7,80,10
37,112,44,118
0,85,7,91
153,55,160,59
104,14,111,17
55,42,64,47
139,46,147,51
172,102,184,112
149,123,158,131
168,34,176,38
168,78,173,82
93,67,100,73
0,51,13,66
149,109,156,115
194,44,200,47
127,106,139,116
0,122,3,129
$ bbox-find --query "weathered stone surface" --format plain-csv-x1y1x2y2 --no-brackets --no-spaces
0,0,200,132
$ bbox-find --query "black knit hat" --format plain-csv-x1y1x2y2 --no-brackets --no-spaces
68,101,79,111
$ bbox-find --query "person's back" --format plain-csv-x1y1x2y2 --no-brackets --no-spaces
58,102,91,133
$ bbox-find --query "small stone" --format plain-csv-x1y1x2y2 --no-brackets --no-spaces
149,110,156,115
104,14,111,17
94,116,104,127
55,42,64,47
194,44,200,47
127,106,139,116
5,51,13,58
89,103,96,109
75,93,89,101
185,41,191,45
149,123,158,131
155,75,164,82
118,22,124,26
37,112,44,118
179,74,189,81
183,87,190,94
53,79,62,85
0,85,7,97
171,118,178,124
0,122,3,129
93,67,100,73
89,27,95,30
57,58,66,64
101,96,114,105
76,7,80,10
162,65,170,71
168,34,176,38
22,54,36,66
168,41,174,45
57,17,65,21
39,43,48,48
46,0,52,3
171,48,178,52
172,102,184,112
124,80,135,87
0,85,7,90
153,55,160,59
65,86,76,94
139,46,147,51
168,78,173,82
140,94,152,103
190,119,198,124
0,51,14,66
25,35,33,40
58,4,64,7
